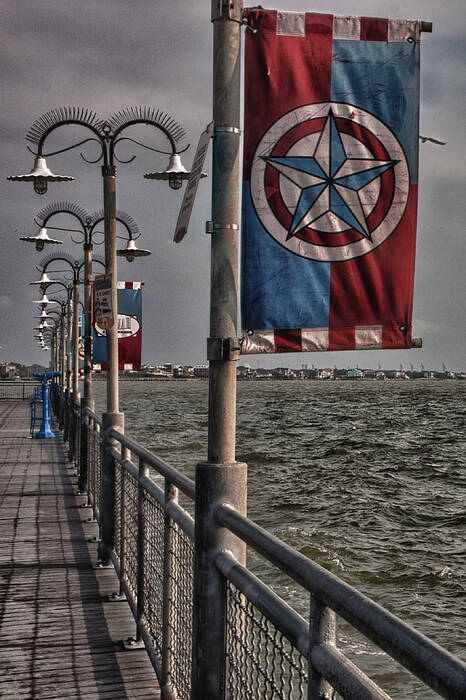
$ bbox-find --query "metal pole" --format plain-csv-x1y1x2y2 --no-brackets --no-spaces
63,297,73,442
72,279,80,401
98,165,124,564
192,2,246,697
161,480,178,698
83,241,94,411
59,313,66,427
66,297,72,396
79,241,94,494
308,596,337,699
102,166,119,415
60,315,66,391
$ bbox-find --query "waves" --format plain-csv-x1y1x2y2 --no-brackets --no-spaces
94,378,466,696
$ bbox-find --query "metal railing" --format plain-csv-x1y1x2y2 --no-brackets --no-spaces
0,380,37,401
53,396,466,699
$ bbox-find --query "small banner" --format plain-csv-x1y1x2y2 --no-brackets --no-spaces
93,282,142,370
241,9,421,354
174,121,213,243
94,274,113,330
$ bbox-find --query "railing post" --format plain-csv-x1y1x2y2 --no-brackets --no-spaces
78,404,89,497
136,456,148,642
63,391,69,441
308,595,336,699
161,480,178,699
89,417,100,523
98,413,124,565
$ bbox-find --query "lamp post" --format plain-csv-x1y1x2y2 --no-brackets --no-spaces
34,258,81,405
25,203,144,412
8,105,189,422
9,106,190,565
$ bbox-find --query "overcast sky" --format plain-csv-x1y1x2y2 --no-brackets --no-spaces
1,0,465,371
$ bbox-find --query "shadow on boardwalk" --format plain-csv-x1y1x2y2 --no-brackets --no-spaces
0,401,160,699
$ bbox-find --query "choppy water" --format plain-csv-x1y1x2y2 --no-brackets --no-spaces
93,379,465,698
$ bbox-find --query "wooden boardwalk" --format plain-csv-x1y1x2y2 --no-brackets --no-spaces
0,401,160,699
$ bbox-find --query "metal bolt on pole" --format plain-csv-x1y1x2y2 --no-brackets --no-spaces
192,2,247,697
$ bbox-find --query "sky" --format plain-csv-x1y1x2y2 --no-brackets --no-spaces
1,0,465,371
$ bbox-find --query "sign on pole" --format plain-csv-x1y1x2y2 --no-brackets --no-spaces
174,121,213,243
94,274,113,330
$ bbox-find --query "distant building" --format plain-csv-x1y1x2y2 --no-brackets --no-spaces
174,366,195,378
194,365,209,379
317,367,334,380
237,365,255,379
0,362,19,379
385,370,410,379
271,367,296,379
346,368,363,379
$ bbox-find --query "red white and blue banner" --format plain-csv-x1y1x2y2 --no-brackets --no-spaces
241,9,421,354
93,282,142,370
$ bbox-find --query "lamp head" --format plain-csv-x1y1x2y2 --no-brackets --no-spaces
7,156,74,194
20,227,63,250
32,294,58,306
144,153,191,190
117,238,151,263
30,271,61,287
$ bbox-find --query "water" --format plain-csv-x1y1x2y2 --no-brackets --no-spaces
93,378,465,698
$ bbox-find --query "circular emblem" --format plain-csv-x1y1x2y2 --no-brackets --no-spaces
250,102,410,262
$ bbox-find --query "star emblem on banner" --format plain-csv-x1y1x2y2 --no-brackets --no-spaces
262,110,398,241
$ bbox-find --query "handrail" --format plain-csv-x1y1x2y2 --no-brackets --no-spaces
108,426,195,499
216,503,466,698
83,405,102,427
217,550,391,700
108,446,195,539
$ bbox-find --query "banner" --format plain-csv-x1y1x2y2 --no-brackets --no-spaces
93,282,142,370
94,274,113,330
241,9,421,353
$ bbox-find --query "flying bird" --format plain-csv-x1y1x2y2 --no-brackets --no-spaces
419,135,446,145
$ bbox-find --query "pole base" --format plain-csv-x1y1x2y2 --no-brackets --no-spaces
122,637,145,650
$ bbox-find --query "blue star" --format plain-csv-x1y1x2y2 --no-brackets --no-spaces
263,110,398,241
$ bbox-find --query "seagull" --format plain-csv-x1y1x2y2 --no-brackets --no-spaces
419,135,446,145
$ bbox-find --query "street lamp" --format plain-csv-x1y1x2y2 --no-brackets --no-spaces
36,252,103,412
20,227,64,251
9,105,190,567
43,303,68,398
8,105,189,428
117,235,151,263
8,155,74,195
23,202,143,412
144,152,189,190
32,293,58,306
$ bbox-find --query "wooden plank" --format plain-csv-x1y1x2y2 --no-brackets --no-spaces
0,402,162,699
